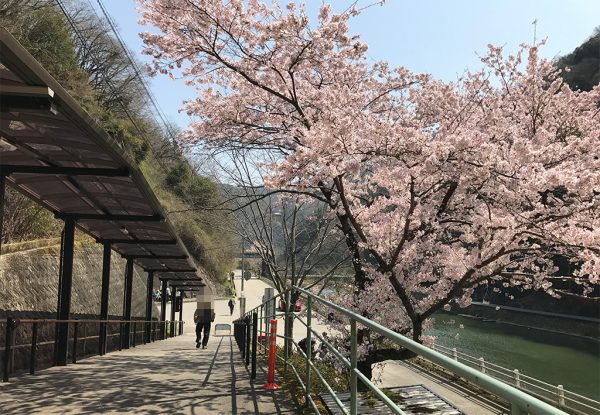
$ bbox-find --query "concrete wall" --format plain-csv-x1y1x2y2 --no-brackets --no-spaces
0,240,158,319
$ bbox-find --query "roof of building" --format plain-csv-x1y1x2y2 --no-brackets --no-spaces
0,29,204,287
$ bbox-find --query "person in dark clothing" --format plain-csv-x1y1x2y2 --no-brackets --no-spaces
298,337,316,357
228,298,235,315
194,308,215,349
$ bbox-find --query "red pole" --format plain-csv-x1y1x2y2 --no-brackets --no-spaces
263,319,279,390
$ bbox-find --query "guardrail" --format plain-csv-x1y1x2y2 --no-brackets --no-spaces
233,287,574,415
1,317,184,382
431,343,600,415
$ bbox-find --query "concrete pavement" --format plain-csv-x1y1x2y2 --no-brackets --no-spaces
0,291,296,414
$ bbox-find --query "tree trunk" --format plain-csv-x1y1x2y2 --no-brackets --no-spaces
284,305,294,357
412,318,423,342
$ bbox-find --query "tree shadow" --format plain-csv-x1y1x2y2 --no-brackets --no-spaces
0,334,296,414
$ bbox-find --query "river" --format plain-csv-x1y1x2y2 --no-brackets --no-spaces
427,313,600,401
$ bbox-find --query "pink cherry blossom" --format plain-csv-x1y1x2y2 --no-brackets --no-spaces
139,1,600,347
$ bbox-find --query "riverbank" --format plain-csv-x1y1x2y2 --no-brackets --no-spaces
457,303,599,340
429,314,600,400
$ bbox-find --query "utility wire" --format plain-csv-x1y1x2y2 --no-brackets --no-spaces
54,0,154,149
93,0,179,143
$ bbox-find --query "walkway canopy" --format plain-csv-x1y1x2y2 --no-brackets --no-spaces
0,28,202,285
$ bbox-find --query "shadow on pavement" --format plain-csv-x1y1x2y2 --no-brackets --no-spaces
0,334,295,414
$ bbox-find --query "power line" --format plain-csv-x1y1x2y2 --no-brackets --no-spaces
92,0,179,143
54,0,154,148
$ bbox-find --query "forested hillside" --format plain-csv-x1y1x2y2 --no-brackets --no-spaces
0,0,234,284
557,27,600,92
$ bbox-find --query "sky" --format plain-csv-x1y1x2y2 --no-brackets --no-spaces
91,0,600,130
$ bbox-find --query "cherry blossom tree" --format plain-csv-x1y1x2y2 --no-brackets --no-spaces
140,0,600,378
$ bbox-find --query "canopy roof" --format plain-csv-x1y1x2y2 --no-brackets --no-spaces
0,29,203,285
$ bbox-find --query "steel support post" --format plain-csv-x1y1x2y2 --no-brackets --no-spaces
145,271,154,343
170,287,176,338
56,218,75,366
259,307,263,350
178,295,184,335
121,258,134,349
245,316,251,366
99,242,111,355
72,322,79,363
53,229,65,365
30,321,38,375
160,280,167,339
3,318,16,382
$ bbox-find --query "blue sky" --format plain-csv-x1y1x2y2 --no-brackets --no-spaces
94,0,600,130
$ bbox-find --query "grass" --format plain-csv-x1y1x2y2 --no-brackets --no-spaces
1,234,96,255
256,345,351,414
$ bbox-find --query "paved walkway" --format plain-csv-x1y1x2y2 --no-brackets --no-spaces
0,275,507,415
0,293,296,414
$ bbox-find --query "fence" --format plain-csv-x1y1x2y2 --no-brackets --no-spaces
232,287,575,415
431,343,600,415
1,317,184,382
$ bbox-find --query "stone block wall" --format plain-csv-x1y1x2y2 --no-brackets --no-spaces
0,241,158,319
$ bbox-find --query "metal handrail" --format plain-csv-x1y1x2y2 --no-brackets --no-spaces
5,318,170,324
431,343,600,414
239,286,570,415
2,317,184,382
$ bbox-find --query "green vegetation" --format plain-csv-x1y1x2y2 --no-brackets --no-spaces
0,0,234,285
557,27,600,92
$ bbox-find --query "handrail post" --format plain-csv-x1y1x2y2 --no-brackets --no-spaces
241,319,247,359
259,307,263,351
513,369,521,388
82,323,87,357
511,403,525,415
3,318,16,382
132,322,137,348
305,296,312,407
557,385,565,408
30,321,38,375
251,312,258,380
118,322,123,351
479,357,486,373
245,316,251,366
72,321,78,364
145,271,153,343
350,318,357,415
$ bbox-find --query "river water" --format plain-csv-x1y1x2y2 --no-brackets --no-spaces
427,314,600,401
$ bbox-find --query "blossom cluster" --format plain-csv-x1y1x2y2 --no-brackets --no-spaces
140,0,600,340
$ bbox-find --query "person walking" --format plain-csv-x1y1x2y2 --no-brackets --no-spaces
228,298,235,316
194,307,215,349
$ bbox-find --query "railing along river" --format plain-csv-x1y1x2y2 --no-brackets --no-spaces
231,286,593,415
